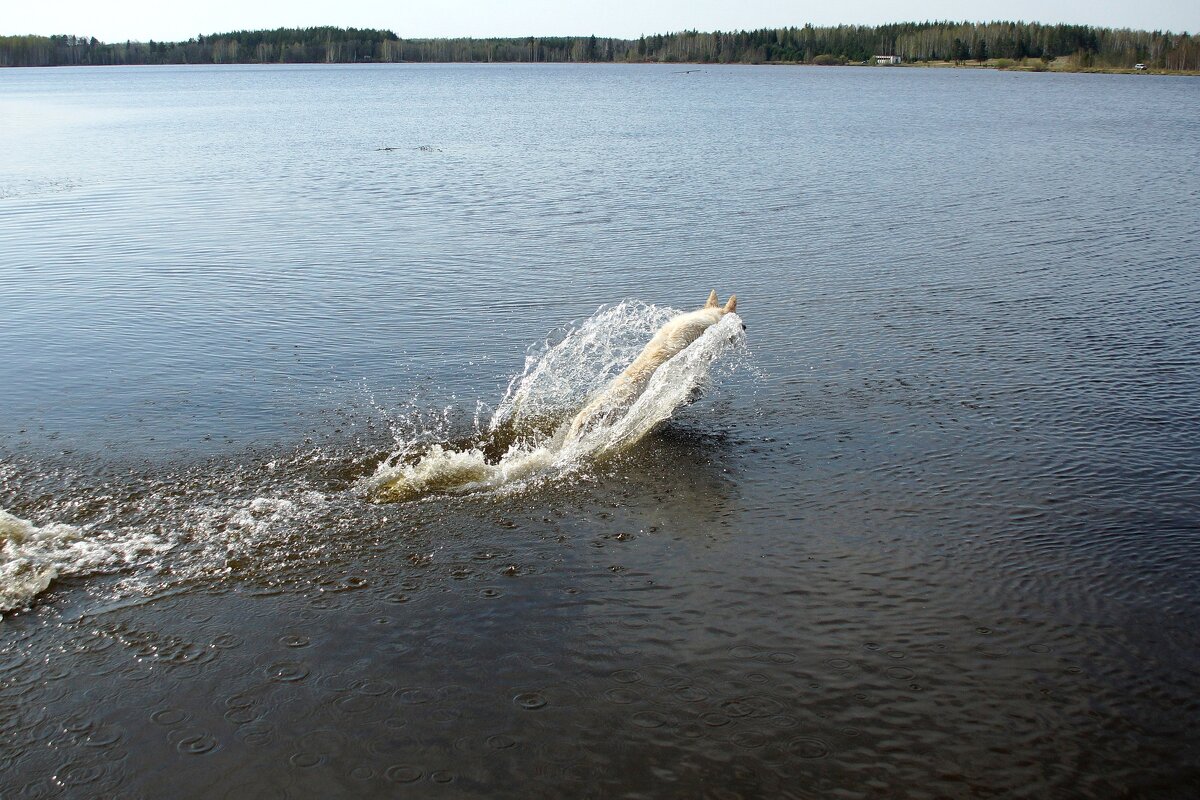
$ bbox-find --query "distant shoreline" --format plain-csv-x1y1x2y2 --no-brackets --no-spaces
793,59,1200,76
3,23,1196,73
866,59,1199,76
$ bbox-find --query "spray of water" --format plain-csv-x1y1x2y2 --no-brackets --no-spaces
363,302,746,502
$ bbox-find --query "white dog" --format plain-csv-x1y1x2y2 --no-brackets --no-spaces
566,291,739,441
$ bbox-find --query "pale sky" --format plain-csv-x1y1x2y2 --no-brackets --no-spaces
5,0,1196,42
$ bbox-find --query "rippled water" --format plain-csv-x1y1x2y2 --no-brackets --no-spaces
2,64,1199,797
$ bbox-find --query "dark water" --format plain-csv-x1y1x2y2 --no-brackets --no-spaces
2,63,1199,797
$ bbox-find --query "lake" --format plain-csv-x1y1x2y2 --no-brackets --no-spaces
1,63,1198,797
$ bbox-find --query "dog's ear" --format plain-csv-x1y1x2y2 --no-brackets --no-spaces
723,295,737,313
705,290,718,309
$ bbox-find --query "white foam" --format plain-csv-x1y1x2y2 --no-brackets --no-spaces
0,508,166,615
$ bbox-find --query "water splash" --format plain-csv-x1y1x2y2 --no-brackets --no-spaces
364,303,746,502
489,301,678,434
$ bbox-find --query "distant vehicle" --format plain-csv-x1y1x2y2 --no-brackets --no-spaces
1134,63,1147,70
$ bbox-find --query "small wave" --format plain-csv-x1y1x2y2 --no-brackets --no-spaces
364,304,746,502
0,176,80,201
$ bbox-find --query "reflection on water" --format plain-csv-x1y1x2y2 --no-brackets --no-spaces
2,63,1199,796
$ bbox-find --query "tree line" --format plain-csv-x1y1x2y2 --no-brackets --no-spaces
0,28,399,67
1,22,1196,70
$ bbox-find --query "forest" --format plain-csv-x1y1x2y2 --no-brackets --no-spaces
1,22,1197,71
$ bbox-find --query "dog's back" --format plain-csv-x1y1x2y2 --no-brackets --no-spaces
566,292,737,441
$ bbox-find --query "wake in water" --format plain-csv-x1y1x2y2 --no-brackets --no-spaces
0,508,167,614
364,300,747,502
0,300,746,614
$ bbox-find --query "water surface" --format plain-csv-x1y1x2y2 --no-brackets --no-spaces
1,63,1199,797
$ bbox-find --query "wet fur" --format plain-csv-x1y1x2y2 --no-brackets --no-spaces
566,291,737,440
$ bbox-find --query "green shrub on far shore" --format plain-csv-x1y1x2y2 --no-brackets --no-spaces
812,53,846,65
994,58,1015,69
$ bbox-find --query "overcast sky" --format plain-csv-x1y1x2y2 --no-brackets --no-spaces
6,0,1197,42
